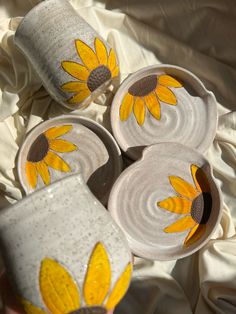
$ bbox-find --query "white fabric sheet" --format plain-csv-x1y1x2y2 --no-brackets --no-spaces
0,0,236,313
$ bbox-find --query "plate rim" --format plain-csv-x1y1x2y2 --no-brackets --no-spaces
110,64,218,160
108,142,223,261
17,115,123,198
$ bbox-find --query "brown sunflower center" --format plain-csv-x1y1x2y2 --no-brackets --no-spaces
191,192,212,224
70,307,107,314
27,133,49,162
128,75,157,97
87,65,111,92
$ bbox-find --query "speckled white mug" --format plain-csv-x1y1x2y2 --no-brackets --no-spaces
14,0,119,110
0,174,132,314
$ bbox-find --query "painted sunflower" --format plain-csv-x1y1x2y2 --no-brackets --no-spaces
120,74,182,125
21,242,132,314
157,165,212,247
61,38,119,105
26,125,77,189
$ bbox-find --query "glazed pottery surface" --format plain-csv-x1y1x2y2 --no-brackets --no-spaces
0,174,132,313
17,115,122,205
108,143,222,260
15,0,119,109
111,64,218,160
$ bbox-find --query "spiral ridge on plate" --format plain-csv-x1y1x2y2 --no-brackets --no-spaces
111,167,172,246
117,90,207,157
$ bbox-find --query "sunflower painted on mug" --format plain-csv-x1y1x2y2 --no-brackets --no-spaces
120,74,182,125
61,38,119,105
158,165,212,247
26,125,77,189
20,242,132,314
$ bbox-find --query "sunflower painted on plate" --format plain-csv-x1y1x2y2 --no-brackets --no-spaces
61,38,119,105
120,74,182,125
26,125,77,189
157,165,212,247
20,242,132,314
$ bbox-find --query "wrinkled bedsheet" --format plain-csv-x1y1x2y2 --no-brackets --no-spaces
0,1,236,313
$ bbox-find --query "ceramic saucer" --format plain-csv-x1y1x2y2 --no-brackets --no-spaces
18,115,122,204
111,64,218,160
108,143,222,260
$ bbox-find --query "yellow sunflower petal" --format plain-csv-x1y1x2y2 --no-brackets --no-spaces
26,161,38,189
44,151,71,172
184,224,206,247
164,215,196,233
158,75,182,88
95,38,108,65
49,139,77,153
36,161,50,186
39,258,80,314
156,85,177,105
158,196,192,214
112,66,119,78
133,97,145,126
83,242,111,306
67,89,90,105
145,92,161,120
120,93,134,121
191,164,211,193
44,125,73,140
20,298,46,314
75,39,99,70
107,48,117,71
105,263,132,310
61,61,89,81
169,176,199,199
61,81,88,93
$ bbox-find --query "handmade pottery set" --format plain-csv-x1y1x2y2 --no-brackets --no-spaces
0,0,222,313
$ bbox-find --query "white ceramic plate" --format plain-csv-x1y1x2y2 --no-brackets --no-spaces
18,115,122,204
108,143,222,260
111,65,218,160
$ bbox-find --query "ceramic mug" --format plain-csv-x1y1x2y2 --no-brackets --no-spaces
0,174,132,314
14,0,119,110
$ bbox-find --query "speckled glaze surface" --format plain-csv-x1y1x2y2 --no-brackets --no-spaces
108,143,222,260
14,0,119,110
111,65,218,160
17,115,122,205
0,174,132,313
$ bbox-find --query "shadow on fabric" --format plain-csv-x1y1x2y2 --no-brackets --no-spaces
101,0,236,111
